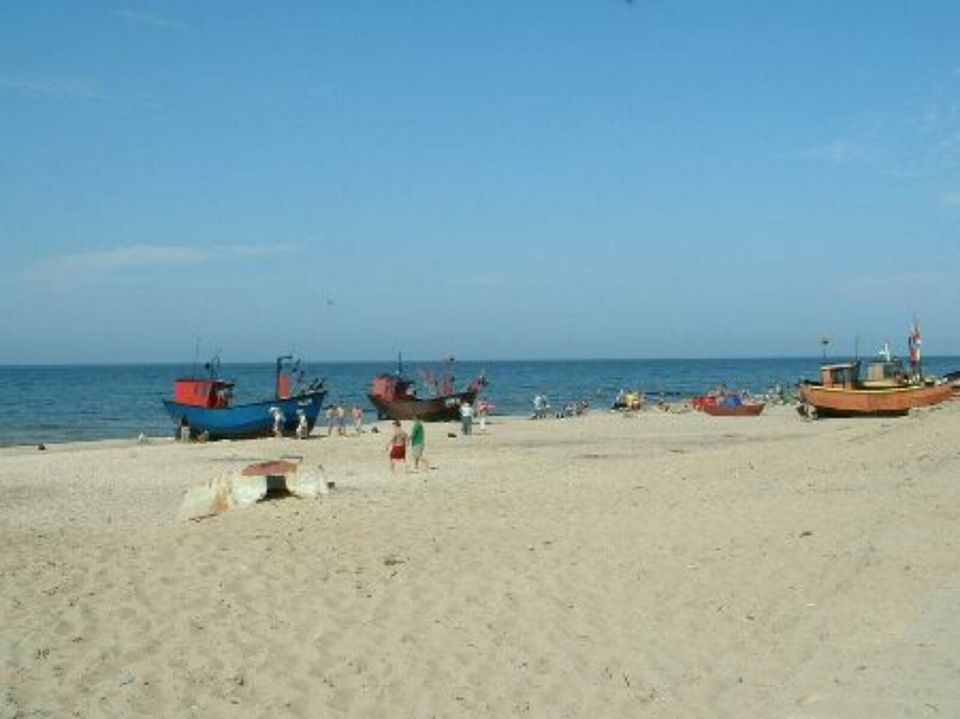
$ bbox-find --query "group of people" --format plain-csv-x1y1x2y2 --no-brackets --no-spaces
612,389,674,413
386,398,492,473
613,388,646,412
387,417,429,473
324,403,365,436
532,393,589,419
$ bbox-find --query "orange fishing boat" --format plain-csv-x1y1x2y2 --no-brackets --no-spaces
798,362,953,418
701,400,766,417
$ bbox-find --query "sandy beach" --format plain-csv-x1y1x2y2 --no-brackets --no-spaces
2,402,959,718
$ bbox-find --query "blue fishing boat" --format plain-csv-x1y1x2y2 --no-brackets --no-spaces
162,356,326,440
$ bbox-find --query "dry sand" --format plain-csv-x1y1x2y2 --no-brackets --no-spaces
2,401,959,718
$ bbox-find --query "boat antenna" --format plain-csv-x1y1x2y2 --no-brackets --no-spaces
192,337,201,376
397,351,403,377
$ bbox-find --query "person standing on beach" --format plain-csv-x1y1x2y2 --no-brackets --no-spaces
325,405,335,436
477,399,488,432
460,400,474,436
352,404,364,435
271,407,285,438
336,403,347,436
295,410,309,439
410,416,428,471
387,419,408,473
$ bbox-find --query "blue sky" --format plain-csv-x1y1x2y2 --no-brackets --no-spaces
2,1,959,363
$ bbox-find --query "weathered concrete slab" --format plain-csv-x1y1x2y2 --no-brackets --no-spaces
178,459,330,521
241,459,301,477
286,467,329,499
230,475,268,508
177,474,233,521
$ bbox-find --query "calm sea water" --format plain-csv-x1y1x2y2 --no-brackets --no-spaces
1,356,958,446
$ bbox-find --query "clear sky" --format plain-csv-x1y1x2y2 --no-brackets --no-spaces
2,1,959,363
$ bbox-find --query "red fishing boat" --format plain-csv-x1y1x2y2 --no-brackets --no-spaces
692,393,765,416
367,356,486,421
701,399,766,416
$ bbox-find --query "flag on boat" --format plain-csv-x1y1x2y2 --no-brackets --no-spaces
908,317,922,366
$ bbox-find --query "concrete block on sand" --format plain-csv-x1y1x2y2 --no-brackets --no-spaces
177,460,331,520
286,467,329,499
230,475,268,508
177,473,235,521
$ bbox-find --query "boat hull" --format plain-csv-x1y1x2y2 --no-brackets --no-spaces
367,389,479,422
798,382,952,417
702,402,765,416
162,390,326,439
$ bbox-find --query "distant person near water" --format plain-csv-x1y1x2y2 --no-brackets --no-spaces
387,420,408,473
533,394,545,419
352,404,364,434
295,410,309,439
460,400,474,435
336,403,347,436
410,416,429,470
325,406,335,436
477,399,491,432
270,407,285,438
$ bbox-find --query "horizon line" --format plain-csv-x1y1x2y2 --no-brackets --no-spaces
3,354,960,368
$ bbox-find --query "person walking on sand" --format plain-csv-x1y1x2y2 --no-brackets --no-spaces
387,419,409,473
460,400,474,436
336,402,347,436
410,415,429,471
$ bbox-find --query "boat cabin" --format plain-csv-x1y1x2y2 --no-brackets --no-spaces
863,358,908,387
370,373,417,402
173,378,235,408
820,362,860,389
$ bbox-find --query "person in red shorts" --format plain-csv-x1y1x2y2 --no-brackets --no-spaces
387,419,408,473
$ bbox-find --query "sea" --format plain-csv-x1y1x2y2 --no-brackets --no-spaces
1,356,958,447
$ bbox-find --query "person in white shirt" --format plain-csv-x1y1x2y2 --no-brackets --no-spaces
460,401,474,436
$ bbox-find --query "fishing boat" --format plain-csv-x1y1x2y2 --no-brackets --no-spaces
860,342,912,389
798,361,952,418
692,392,765,416
701,398,766,416
162,356,327,439
367,356,486,421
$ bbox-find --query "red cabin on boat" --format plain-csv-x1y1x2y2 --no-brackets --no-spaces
173,378,235,409
370,374,416,402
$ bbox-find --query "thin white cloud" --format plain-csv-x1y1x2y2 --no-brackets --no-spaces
117,9,189,30
838,269,959,303
25,243,297,282
447,274,507,288
0,74,107,100
941,190,960,206
798,139,881,163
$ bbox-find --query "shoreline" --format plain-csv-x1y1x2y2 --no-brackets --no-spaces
0,403,703,451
